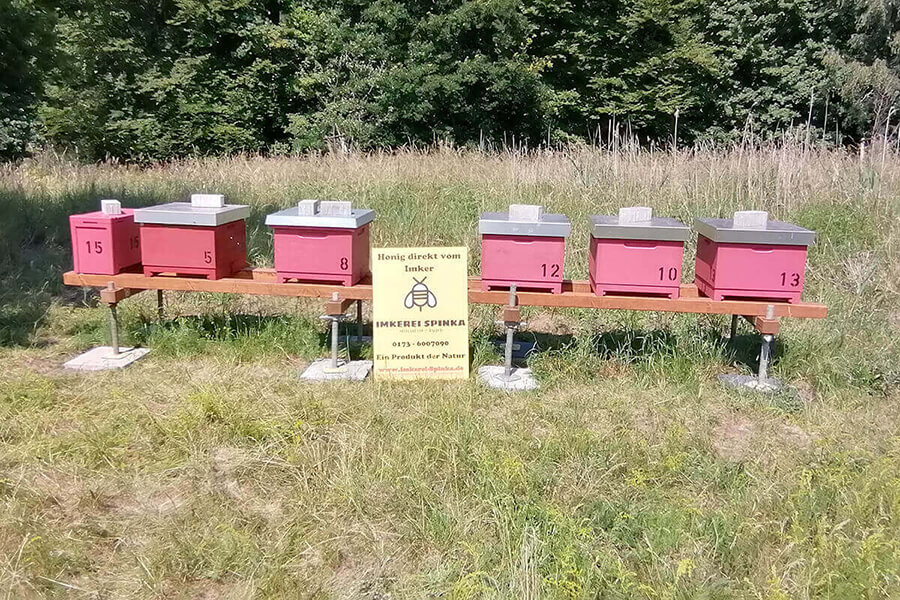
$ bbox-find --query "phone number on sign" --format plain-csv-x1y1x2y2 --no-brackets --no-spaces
392,340,450,348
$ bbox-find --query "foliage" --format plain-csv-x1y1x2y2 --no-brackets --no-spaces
0,0,54,160
4,0,900,160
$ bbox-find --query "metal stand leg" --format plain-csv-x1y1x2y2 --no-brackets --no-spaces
503,284,521,382
356,300,363,341
504,326,515,378
500,285,520,382
318,292,347,373
477,284,537,390
758,334,773,382
157,289,165,319
302,292,372,381
331,317,340,369
717,331,782,393
108,304,120,357
729,314,738,342
64,285,150,371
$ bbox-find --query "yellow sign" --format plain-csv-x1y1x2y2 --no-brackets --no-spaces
372,247,469,380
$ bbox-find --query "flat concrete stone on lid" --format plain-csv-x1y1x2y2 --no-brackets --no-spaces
694,210,815,245
297,199,320,216
265,199,375,229
479,204,571,238
134,194,250,227
101,199,122,215
590,207,690,241
733,210,768,230
508,204,543,222
619,206,652,224
80,199,132,222
319,200,352,217
191,193,225,208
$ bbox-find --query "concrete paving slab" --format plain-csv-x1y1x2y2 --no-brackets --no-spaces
64,346,150,371
301,358,372,382
477,365,539,391
718,373,783,393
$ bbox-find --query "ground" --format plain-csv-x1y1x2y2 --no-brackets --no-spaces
0,147,898,598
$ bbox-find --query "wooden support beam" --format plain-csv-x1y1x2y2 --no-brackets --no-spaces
65,268,373,301
325,297,354,316
502,306,521,324
744,315,780,335
63,269,828,320
466,280,826,319
98,283,144,305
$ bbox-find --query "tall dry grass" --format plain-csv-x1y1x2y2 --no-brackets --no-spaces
1,143,899,598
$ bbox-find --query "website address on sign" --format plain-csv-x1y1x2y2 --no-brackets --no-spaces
379,366,465,373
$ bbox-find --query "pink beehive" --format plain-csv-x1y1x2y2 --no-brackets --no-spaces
589,207,690,299
134,194,250,280
479,204,571,294
694,211,815,303
265,200,375,285
69,199,142,275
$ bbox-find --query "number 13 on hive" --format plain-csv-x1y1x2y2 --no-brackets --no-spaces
372,247,470,380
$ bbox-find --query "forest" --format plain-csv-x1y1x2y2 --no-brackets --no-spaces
2,0,899,161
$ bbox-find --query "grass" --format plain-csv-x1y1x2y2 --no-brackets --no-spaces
0,145,898,598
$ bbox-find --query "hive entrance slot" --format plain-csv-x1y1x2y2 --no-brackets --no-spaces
715,294,796,304
144,270,219,280
277,275,355,286
597,289,678,299
482,281,563,294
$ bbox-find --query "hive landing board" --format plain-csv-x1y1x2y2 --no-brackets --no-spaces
373,247,469,380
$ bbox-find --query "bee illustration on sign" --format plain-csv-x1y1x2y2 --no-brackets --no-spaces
404,277,438,311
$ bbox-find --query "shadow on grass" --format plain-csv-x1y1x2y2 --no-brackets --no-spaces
480,331,575,367
595,329,679,362
128,313,372,361
0,187,275,348
725,332,785,375
595,327,784,372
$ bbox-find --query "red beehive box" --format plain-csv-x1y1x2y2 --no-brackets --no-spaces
134,194,250,280
589,207,690,299
479,204,571,294
694,211,815,303
69,199,142,275
265,199,375,285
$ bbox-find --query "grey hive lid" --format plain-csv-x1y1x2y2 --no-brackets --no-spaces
134,202,249,226
694,211,815,245
590,207,690,241
265,199,375,229
478,204,571,238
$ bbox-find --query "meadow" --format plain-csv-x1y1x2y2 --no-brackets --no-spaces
0,145,898,599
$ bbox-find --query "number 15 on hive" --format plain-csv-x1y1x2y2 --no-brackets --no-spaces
372,247,470,380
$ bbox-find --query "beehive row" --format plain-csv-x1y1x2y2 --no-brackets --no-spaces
70,197,816,304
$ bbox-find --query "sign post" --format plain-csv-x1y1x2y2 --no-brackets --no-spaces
372,247,469,380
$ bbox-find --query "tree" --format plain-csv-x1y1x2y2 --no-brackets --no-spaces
0,0,54,160
27,0,900,159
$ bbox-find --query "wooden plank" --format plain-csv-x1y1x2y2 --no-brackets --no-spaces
467,280,827,318
63,270,828,320
64,269,374,300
